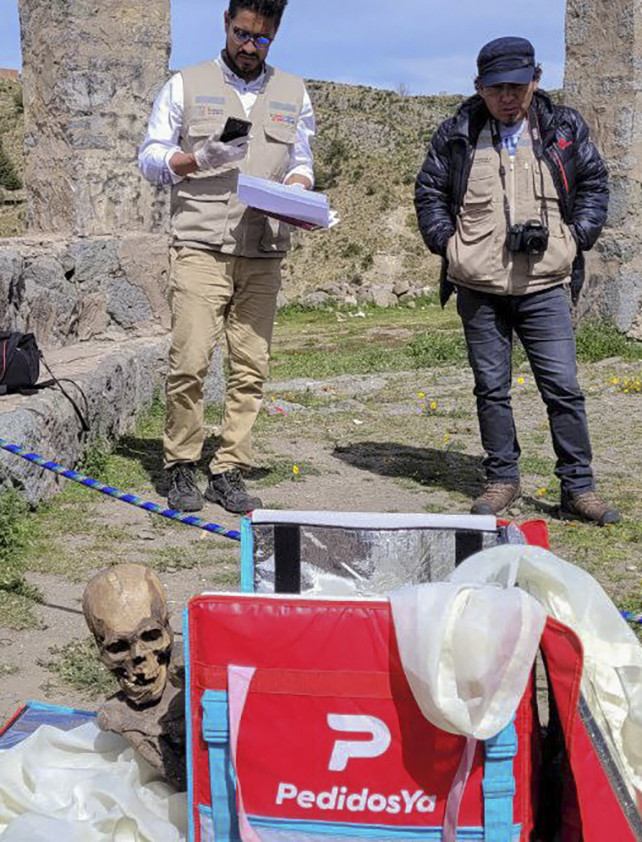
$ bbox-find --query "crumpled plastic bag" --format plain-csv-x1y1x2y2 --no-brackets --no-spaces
0,721,187,841
450,544,642,801
390,579,546,740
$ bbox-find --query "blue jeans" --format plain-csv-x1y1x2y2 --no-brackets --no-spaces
456,285,595,494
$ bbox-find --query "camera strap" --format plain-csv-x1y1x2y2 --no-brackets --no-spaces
490,117,549,234
490,119,516,236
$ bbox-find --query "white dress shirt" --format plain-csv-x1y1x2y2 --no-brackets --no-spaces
138,56,315,188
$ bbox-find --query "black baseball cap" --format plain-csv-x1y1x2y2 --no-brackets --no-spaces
477,37,536,87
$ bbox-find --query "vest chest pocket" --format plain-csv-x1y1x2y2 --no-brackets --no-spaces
532,165,562,217
186,120,226,143
260,121,297,183
263,120,297,145
181,121,241,186
528,166,576,279
449,167,501,283
460,165,496,243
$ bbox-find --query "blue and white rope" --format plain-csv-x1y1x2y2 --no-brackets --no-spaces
0,438,241,542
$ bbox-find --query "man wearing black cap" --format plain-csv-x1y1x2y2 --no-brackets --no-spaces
415,37,619,525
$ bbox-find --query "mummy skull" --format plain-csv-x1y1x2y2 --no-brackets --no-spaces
83,564,173,707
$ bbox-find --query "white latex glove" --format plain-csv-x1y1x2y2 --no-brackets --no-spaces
194,135,248,171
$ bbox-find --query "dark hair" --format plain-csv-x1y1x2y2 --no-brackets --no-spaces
474,64,543,93
228,0,289,28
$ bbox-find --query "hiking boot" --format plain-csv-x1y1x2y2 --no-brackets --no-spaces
205,470,263,514
560,490,620,526
470,482,521,516
167,463,204,512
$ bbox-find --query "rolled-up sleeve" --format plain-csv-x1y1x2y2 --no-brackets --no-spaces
284,85,316,187
138,73,186,187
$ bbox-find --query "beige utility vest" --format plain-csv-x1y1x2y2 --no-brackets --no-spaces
447,122,577,295
171,61,305,258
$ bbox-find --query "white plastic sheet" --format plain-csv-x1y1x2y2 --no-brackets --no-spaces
0,721,187,841
389,580,546,740
450,544,642,804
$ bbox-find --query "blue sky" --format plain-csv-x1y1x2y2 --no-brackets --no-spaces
1,0,566,95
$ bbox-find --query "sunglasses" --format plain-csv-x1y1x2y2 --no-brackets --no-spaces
231,26,273,48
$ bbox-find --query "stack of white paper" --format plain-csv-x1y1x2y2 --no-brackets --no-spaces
238,173,333,229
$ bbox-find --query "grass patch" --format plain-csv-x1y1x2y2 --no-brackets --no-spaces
548,517,642,581
39,638,118,699
406,332,468,367
0,491,42,629
0,663,18,677
270,345,412,380
253,458,320,487
0,591,41,631
576,320,642,363
618,595,642,641
149,540,220,573
520,455,556,477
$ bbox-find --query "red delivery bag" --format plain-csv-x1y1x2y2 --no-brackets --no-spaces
185,594,539,842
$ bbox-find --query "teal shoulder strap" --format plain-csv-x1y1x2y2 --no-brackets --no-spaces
483,718,518,842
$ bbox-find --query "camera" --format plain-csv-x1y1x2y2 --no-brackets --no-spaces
506,220,549,255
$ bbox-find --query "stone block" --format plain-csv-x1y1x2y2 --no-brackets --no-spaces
108,278,154,328
360,285,398,308
70,238,121,288
393,279,411,297
18,0,171,236
0,337,170,504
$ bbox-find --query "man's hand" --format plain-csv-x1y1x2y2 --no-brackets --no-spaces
284,174,313,190
194,135,248,171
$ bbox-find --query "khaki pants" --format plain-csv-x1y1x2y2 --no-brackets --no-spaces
164,247,282,474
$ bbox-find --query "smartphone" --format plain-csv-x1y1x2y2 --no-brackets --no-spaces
219,117,252,144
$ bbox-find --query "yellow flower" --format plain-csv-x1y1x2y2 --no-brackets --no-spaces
430,401,437,411
418,392,425,399
443,434,450,444
536,488,547,497
292,465,300,476
517,377,525,385
612,378,620,385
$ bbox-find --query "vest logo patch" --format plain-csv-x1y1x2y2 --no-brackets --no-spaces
558,137,573,151
269,111,296,126
269,100,297,113
195,95,226,105
196,105,225,118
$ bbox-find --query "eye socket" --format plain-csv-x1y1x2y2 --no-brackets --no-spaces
140,629,164,643
105,639,130,655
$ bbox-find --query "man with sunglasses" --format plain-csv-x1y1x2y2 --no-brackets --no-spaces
415,37,619,525
140,0,315,514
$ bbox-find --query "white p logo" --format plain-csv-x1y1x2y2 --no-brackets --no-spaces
327,714,391,772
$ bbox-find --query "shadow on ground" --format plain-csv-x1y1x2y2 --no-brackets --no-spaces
333,441,485,497
114,434,223,496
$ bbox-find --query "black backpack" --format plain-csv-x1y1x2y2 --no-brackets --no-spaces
0,331,40,391
0,331,89,432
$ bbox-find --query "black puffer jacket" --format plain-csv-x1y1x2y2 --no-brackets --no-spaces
414,90,609,304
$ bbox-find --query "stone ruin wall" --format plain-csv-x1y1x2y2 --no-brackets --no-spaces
0,0,173,352
20,0,170,238
565,0,642,336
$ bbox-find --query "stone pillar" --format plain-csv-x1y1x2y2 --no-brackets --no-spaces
565,0,642,335
18,0,170,237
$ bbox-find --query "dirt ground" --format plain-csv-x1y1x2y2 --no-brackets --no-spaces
1,305,641,724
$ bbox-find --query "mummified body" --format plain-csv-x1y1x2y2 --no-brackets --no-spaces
82,564,186,789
